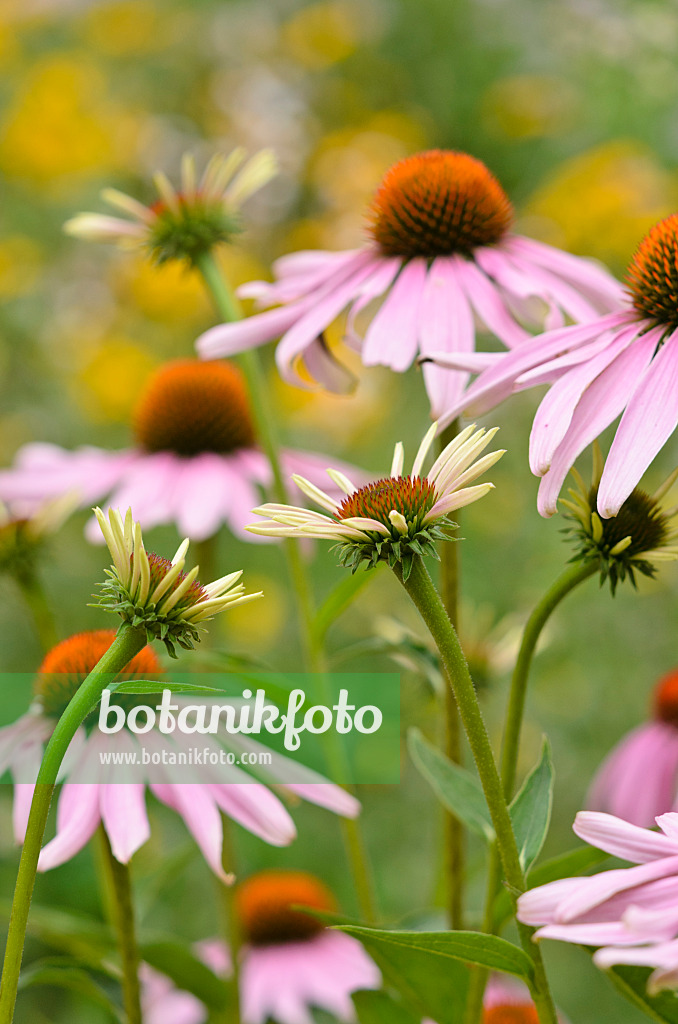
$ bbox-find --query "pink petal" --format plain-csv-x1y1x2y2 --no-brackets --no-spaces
209,783,297,846
454,255,530,347
362,259,428,372
197,304,310,359
151,782,227,879
506,236,625,311
574,811,678,863
38,783,102,870
529,323,641,476
535,327,660,516
587,724,678,827
598,329,678,517
419,258,474,418
100,783,151,863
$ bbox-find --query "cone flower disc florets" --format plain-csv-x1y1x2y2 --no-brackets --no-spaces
64,149,277,265
94,507,262,655
248,423,504,578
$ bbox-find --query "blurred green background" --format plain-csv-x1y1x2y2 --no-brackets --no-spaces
1,0,678,1020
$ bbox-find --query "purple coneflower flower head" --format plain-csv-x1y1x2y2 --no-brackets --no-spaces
235,869,380,1024
588,669,678,827
0,630,359,877
431,213,678,518
63,150,277,264
517,810,678,993
0,359,362,544
196,150,623,416
248,422,504,578
94,506,263,655
560,456,678,593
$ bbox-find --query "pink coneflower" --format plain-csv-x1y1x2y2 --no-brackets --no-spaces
0,631,359,877
236,870,380,1024
140,963,207,1024
195,150,622,417
0,359,360,543
588,669,678,826
517,810,678,992
430,214,678,518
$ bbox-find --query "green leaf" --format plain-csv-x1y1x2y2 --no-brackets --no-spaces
18,959,124,1022
509,739,554,871
0,902,113,965
352,988,421,1024
408,728,494,841
111,681,225,695
312,569,377,645
493,846,609,929
603,964,678,1023
340,926,533,1024
338,927,469,1024
140,941,227,1010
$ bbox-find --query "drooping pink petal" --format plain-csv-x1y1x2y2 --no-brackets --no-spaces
0,445,134,509
38,783,103,870
573,811,678,864
302,337,357,395
197,304,312,359
454,255,531,347
419,258,474,418
275,259,378,387
535,327,660,516
344,257,402,346
100,783,151,863
361,259,428,372
151,781,227,879
209,783,297,847
529,322,642,476
598,329,678,517
587,724,678,827
506,236,625,312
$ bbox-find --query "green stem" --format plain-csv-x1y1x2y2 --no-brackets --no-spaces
195,251,378,923
438,421,464,930
219,814,242,1024
500,560,598,799
0,622,148,1024
14,570,59,654
465,559,597,1023
195,250,315,667
97,828,142,1024
393,557,557,1024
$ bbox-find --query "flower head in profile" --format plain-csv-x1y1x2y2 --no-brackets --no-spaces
588,668,678,827
196,149,622,415
0,359,362,545
248,423,504,579
64,149,277,265
94,506,262,656
0,494,77,580
517,810,678,995
562,452,678,593
0,631,359,876
432,213,678,517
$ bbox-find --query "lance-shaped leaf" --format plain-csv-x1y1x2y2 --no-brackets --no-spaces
509,739,554,871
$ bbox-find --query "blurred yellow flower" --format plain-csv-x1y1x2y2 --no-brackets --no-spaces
80,0,168,56
74,337,158,423
0,236,43,298
481,74,577,140
281,0,360,69
0,55,139,187
521,141,677,269
114,247,265,324
221,573,284,646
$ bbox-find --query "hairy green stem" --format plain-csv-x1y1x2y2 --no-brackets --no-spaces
219,814,242,1024
97,828,143,1024
195,251,315,666
438,421,464,930
0,622,148,1024
15,570,59,654
464,559,597,1022
393,557,558,1024
195,251,378,923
